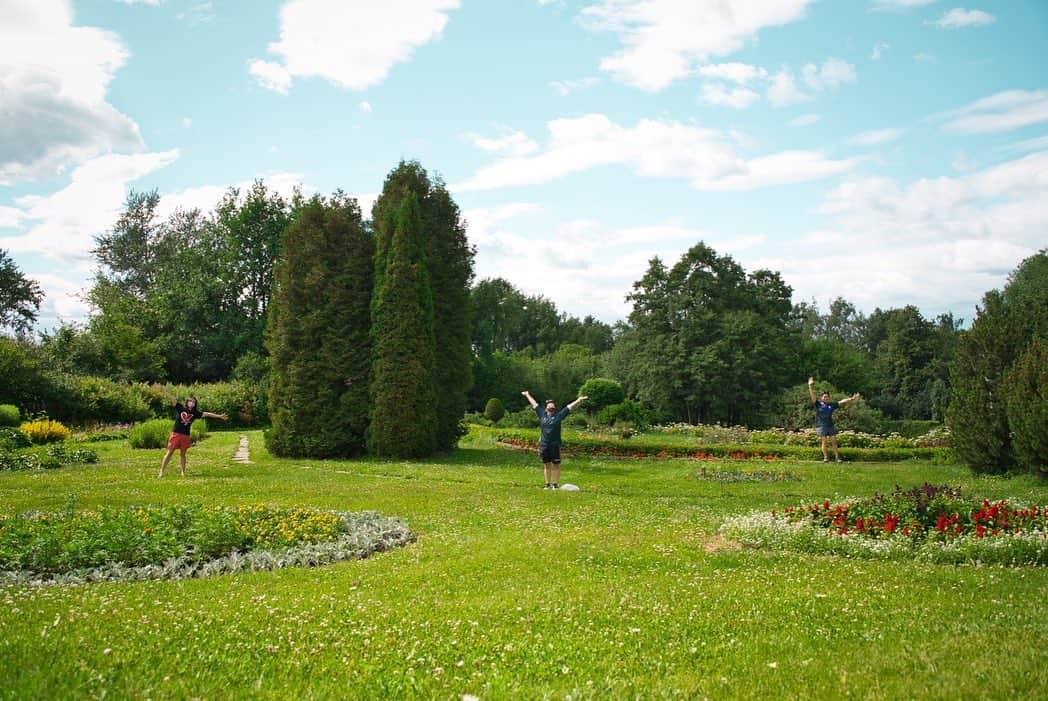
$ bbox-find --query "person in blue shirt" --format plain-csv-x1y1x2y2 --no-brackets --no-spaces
808,376,860,463
521,390,588,489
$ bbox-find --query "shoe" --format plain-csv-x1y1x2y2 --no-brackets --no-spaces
552,484,559,489
544,484,552,489
822,458,829,463
835,459,843,463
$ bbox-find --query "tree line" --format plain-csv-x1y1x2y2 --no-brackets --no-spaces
0,165,1044,473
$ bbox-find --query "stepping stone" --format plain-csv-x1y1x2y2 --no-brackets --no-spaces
232,435,251,464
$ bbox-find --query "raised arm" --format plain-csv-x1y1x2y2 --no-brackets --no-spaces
807,376,817,404
838,392,861,405
567,395,588,411
202,411,229,420
521,390,538,409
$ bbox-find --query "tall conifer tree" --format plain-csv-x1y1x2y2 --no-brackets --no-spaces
370,162,475,453
368,192,439,457
265,194,373,457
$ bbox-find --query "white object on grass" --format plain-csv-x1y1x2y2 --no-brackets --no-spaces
559,483,580,491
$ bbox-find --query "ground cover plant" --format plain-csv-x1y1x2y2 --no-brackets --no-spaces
0,502,413,585
721,483,1048,566
0,428,1045,699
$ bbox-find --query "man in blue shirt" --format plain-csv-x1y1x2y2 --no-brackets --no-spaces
522,390,588,489
808,376,860,463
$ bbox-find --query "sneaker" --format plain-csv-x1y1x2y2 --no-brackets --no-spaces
544,484,552,490
822,458,829,463
552,484,559,489
835,458,843,463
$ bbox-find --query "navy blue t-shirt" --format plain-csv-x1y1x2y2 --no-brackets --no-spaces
814,400,839,431
535,404,571,446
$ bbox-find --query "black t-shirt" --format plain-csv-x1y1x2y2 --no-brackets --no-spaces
172,402,203,435
535,404,571,446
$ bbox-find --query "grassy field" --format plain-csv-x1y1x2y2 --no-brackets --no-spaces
1,429,1046,700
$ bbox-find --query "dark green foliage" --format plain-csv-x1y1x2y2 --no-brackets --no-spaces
0,405,19,427
579,378,625,413
368,192,438,458
799,338,878,398
948,250,1048,475
0,249,44,336
483,398,505,424
1003,338,1048,474
368,162,474,455
266,195,373,458
611,245,798,425
598,400,656,429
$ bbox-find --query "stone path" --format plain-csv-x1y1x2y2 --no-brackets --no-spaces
232,434,251,464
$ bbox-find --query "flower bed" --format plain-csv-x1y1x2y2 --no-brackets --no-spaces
484,427,949,462
720,483,1048,566
0,503,414,584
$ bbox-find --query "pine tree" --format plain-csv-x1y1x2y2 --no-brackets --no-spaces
367,192,438,457
370,162,474,453
265,195,373,457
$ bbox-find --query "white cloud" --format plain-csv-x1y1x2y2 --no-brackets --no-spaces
116,0,162,5
696,62,768,85
935,8,995,28
941,90,1048,134
0,0,144,184
578,0,814,91
849,127,903,145
1,150,179,264
549,77,599,96
249,0,459,93
790,113,821,127
700,82,760,109
464,205,764,321
466,129,540,158
801,57,857,91
778,150,1048,315
453,114,855,193
999,135,1048,154
182,116,192,128
871,41,889,60
767,69,810,107
359,101,373,113
248,59,292,94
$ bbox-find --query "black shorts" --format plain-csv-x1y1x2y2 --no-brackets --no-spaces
539,444,561,464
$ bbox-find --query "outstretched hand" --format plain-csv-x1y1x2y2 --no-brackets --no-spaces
851,393,861,401
808,376,815,386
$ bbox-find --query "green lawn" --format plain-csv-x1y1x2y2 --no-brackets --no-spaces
1,429,1046,700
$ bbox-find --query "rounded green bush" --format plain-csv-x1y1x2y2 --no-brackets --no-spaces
0,404,20,427
129,419,208,449
483,397,505,423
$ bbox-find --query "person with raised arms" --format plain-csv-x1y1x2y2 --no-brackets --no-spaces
808,376,860,463
521,390,588,489
156,387,228,478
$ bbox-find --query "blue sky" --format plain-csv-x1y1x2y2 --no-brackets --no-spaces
2,0,1046,330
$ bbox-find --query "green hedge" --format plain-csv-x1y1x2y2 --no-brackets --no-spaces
129,418,208,449
482,426,950,462
0,405,19,427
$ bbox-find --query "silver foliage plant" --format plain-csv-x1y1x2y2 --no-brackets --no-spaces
0,511,415,586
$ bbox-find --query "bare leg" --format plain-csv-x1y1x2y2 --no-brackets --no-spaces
544,462,552,486
820,437,829,462
551,463,561,487
179,450,188,477
831,437,841,461
159,448,175,477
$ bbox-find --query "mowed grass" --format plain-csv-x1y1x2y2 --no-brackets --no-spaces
1,429,1046,700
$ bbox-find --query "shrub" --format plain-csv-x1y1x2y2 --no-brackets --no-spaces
483,397,505,423
578,378,625,413
0,404,19,427
500,407,539,428
0,427,31,451
162,382,266,427
1003,338,1048,474
19,419,70,444
766,383,884,433
598,400,656,429
129,418,208,449
462,411,493,427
